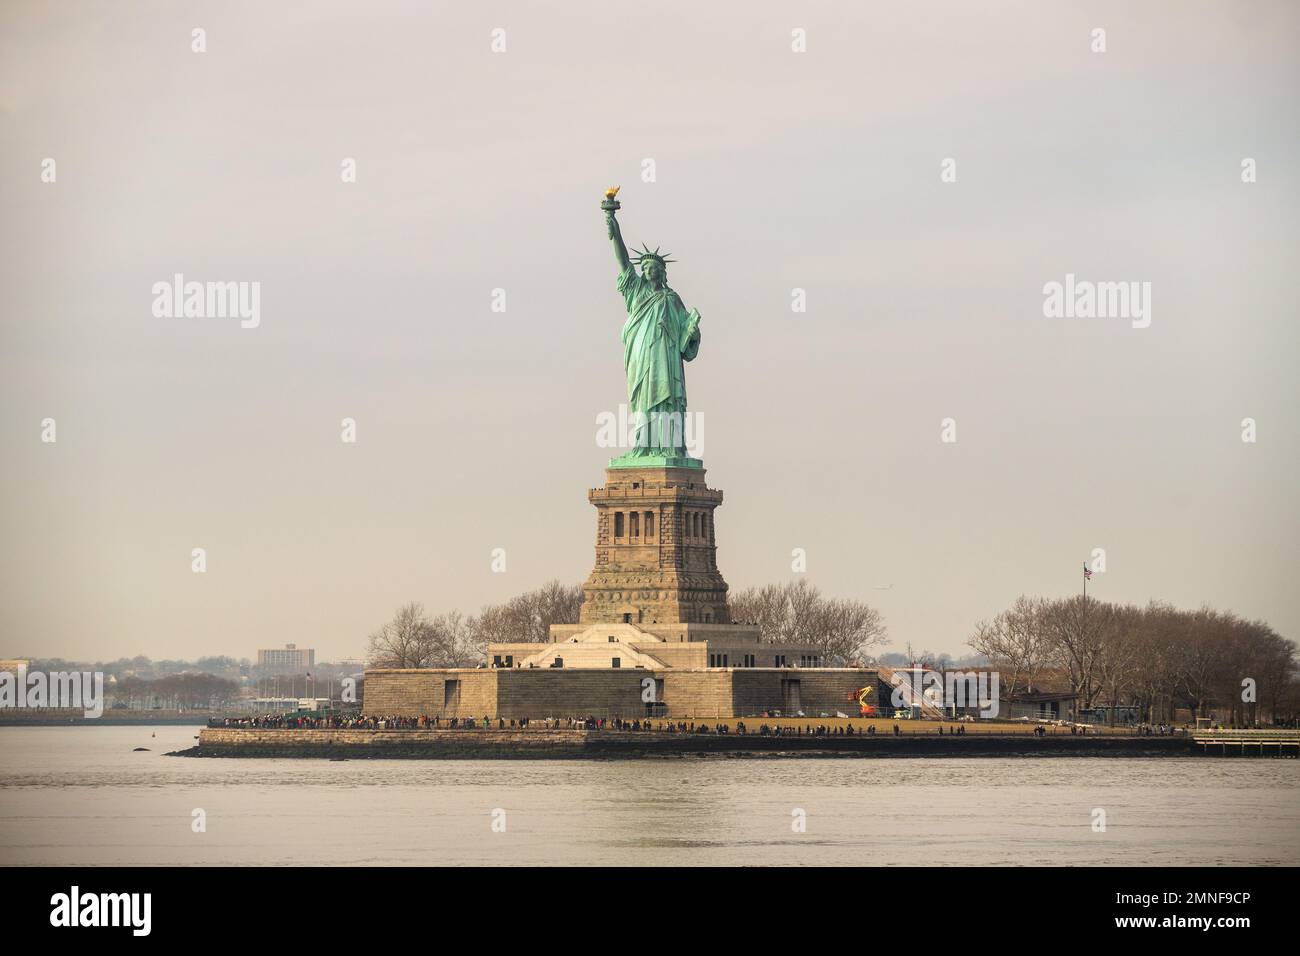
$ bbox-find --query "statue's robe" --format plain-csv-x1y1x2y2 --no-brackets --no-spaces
616,264,700,457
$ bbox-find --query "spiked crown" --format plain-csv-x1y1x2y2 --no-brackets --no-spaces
633,244,675,269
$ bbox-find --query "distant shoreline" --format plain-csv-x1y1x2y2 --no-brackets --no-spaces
0,712,211,726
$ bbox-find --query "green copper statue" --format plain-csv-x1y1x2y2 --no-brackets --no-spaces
602,187,702,468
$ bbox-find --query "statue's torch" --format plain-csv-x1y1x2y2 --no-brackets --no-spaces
602,186,621,238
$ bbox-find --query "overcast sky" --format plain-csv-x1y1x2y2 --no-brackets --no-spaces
2,1,1297,663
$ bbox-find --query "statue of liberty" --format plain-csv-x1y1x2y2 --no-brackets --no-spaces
601,187,701,467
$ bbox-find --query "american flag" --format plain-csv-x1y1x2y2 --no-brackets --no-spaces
1083,564,1092,580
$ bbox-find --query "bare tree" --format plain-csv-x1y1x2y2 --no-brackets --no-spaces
471,580,583,644
728,583,790,636
1127,601,1182,723
1094,604,1142,725
366,602,437,668
973,594,1296,727
729,579,887,666
815,594,889,665
1175,607,1232,723
429,611,483,667
1249,622,1297,725
968,595,1051,696
1041,594,1112,709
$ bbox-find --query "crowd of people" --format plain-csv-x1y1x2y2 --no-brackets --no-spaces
1135,723,1185,735
209,712,1186,736
211,713,670,731
212,713,429,729
210,714,876,736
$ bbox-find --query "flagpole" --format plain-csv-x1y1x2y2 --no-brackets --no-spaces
1082,563,1087,721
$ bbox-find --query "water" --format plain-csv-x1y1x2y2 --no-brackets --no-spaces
1,725,1297,866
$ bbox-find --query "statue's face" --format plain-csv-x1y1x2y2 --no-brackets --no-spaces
641,259,664,285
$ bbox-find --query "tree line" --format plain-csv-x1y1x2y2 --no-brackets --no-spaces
968,596,1297,725
728,580,888,665
366,578,888,668
366,580,583,668
111,673,242,709
21,656,360,682
365,580,1298,725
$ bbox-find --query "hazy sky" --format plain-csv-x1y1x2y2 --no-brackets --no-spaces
2,1,1297,663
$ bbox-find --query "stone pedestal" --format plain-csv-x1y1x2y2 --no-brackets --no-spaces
578,465,731,625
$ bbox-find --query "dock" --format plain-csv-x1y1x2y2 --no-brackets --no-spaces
1190,729,1300,757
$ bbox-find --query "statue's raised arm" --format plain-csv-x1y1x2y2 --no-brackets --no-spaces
602,186,631,275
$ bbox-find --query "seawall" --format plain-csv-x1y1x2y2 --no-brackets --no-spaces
179,727,1196,759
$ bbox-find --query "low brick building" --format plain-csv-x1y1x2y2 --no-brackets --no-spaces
364,661,885,720
366,621,884,719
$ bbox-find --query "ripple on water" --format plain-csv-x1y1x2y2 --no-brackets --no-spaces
0,727,1296,865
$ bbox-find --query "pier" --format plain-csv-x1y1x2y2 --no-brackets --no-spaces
1190,729,1300,757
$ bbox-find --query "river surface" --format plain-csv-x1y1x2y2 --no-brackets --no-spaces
1,725,1296,866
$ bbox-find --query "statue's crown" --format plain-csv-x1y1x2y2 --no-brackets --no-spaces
633,244,675,267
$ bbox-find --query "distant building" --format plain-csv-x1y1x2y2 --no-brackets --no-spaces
256,644,315,675
1001,690,1079,722
244,696,332,713
1083,703,1141,725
